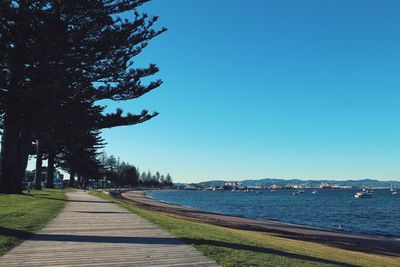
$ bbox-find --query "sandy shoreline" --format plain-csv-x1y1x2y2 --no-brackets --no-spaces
116,190,400,257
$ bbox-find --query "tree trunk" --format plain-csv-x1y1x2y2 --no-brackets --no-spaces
0,116,34,194
0,1,29,194
34,140,43,190
16,122,34,189
46,150,55,188
77,174,82,188
0,122,21,194
68,172,75,187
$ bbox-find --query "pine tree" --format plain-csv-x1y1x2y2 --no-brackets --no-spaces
0,0,166,193
165,173,173,187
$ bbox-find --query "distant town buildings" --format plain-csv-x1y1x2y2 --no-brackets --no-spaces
180,181,355,191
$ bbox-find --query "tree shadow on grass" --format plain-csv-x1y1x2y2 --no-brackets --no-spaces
0,227,357,266
0,227,33,240
182,238,359,267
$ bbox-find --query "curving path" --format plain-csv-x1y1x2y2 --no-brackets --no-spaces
0,191,218,267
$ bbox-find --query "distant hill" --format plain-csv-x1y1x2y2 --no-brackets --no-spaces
187,178,400,188
240,178,400,187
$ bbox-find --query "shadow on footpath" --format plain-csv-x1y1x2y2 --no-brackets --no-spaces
24,194,113,204
73,211,130,214
0,227,358,266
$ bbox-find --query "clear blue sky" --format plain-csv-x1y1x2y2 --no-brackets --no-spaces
99,0,400,183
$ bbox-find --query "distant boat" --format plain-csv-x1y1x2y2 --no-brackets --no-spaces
363,188,374,194
293,191,303,196
355,191,372,198
390,183,395,192
312,190,317,194
392,186,398,196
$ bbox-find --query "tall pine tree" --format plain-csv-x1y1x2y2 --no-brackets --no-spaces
0,0,166,193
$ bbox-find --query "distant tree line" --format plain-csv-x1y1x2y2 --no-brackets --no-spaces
96,151,173,188
0,1,166,194
139,171,172,188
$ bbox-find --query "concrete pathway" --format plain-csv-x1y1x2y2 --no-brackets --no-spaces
0,191,218,267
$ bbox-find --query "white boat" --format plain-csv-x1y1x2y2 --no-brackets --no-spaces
355,191,372,198
312,190,317,194
392,186,398,196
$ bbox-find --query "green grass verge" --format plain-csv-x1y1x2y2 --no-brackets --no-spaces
0,189,68,256
91,191,400,267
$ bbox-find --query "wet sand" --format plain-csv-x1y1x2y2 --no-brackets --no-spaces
117,190,400,257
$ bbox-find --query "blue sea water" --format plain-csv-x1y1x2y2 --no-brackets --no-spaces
147,189,400,237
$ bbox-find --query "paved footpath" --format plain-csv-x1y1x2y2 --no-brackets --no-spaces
0,191,218,267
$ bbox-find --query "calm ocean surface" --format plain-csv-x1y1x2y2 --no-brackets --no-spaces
147,189,400,237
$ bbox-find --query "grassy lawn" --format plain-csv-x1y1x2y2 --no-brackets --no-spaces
91,191,400,267
0,189,68,256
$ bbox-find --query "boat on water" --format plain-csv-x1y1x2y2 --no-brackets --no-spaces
293,190,304,196
312,190,317,194
354,191,372,198
390,184,398,196
392,185,398,196
363,188,374,194
390,183,395,192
